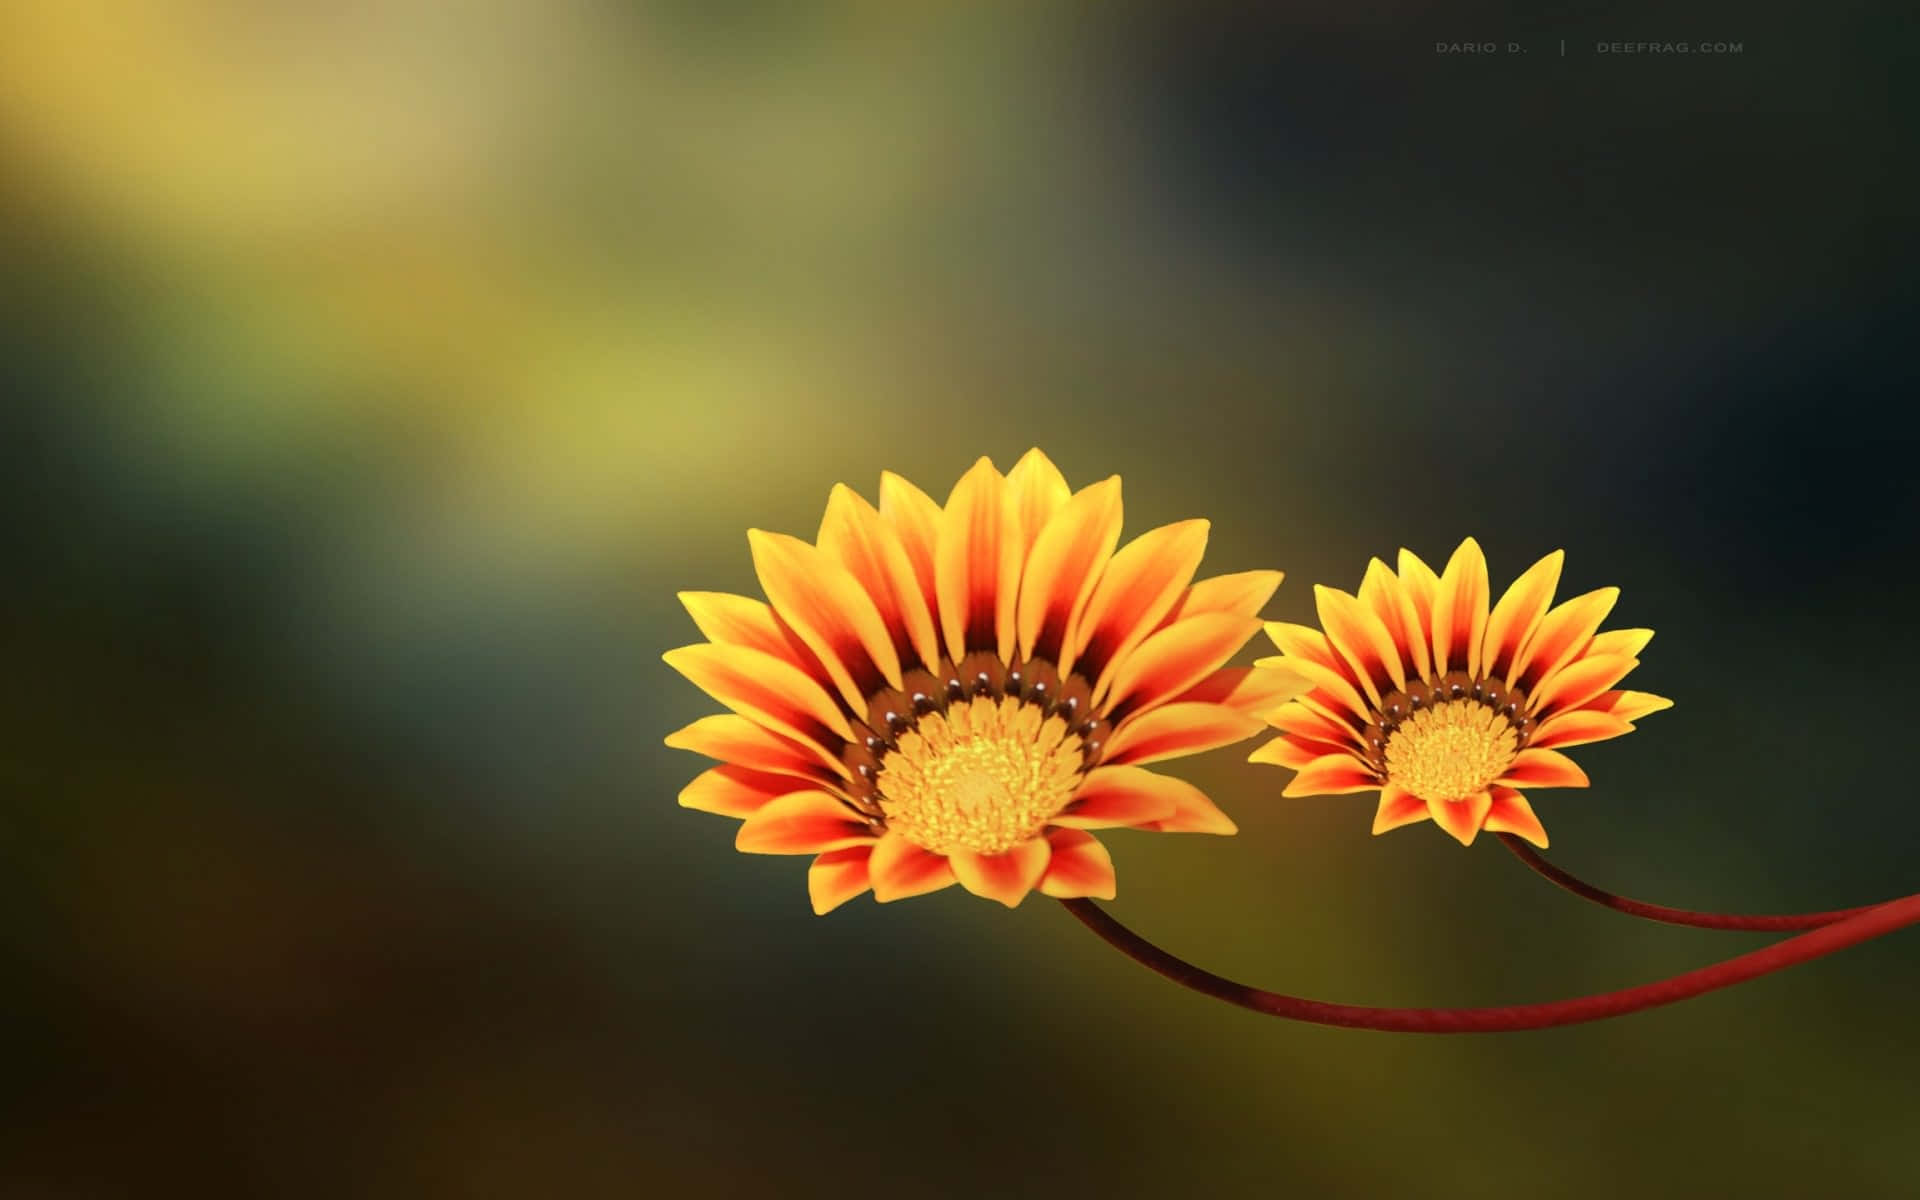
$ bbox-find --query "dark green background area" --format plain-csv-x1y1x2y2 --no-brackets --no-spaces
3,4,1914,1197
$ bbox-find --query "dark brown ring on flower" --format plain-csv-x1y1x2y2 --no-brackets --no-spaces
1358,675,1533,775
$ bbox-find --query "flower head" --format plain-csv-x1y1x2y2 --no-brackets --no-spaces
666,450,1305,913
1247,539,1670,848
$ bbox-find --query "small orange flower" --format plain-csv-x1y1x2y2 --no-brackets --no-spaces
1247,539,1670,848
666,450,1305,913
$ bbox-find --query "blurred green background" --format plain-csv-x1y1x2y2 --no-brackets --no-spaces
3,3,1915,1196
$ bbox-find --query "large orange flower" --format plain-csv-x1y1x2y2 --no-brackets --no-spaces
1247,538,1670,848
665,450,1304,913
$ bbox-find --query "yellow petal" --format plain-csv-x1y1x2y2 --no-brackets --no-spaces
1103,702,1265,766
1508,587,1619,690
663,642,855,746
1395,547,1441,642
868,832,958,902
1426,790,1494,846
1592,689,1673,722
1587,627,1654,660
1481,550,1563,683
1068,519,1208,682
1171,665,1312,719
1495,748,1590,789
1359,557,1430,682
1053,764,1183,828
1100,611,1261,719
949,839,1051,907
816,484,943,673
808,845,874,914
1016,476,1123,665
1315,584,1406,706
1430,537,1491,678
1037,829,1118,898
935,457,1022,664
677,591,813,672
1254,648,1371,726
1482,787,1548,848
1531,654,1637,719
664,714,851,782
1248,735,1334,770
1281,754,1382,797
1528,709,1635,750
678,764,805,818
735,791,878,855
1137,784,1238,836
1371,785,1430,835
750,529,904,711
1005,447,1072,553
878,469,944,621
1165,570,1284,623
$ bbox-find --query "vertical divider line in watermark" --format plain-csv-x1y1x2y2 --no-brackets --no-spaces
1559,39,1566,56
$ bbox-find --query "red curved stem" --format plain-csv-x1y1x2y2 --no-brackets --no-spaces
1059,892,1920,1032
1495,835,1885,931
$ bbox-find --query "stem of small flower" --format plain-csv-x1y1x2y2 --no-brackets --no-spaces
1058,891,1920,1032
1494,835,1884,931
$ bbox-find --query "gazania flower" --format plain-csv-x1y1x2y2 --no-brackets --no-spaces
665,450,1305,913
1247,538,1670,848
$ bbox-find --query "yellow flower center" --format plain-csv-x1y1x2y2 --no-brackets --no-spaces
1382,700,1518,802
876,695,1086,855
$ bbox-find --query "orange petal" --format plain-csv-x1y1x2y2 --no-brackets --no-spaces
1165,570,1284,624
678,764,805,818
1581,689,1673,722
735,791,878,855
816,485,943,673
1101,612,1261,719
1037,829,1117,898
1426,790,1494,846
1262,698,1361,746
664,714,850,783
949,839,1051,907
1371,785,1430,835
1358,557,1431,682
1253,651,1371,726
1248,734,1360,770
750,530,904,710
1137,783,1238,835
1528,708,1635,751
1396,547,1441,639
678,591,817,674
1261,621,1341,670
878,469,944,622
1281,754,1382,797
1054,764,1182,828
1103,702,1264,766
1530,654,1637,719
808,845,874,914
1482,787,1548,848
663,642,856,746
935,457,1022,663
1430,537,1490,678
1171,665,1312,718
1016,476,1124,664
1005,447,1072,554
1496,748,1591,789
868,832,958,902
1508,587,1619,691
1068,519,1208,682
1481,550,1563,684
1588,627,1654,659
1316,584,1407,705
